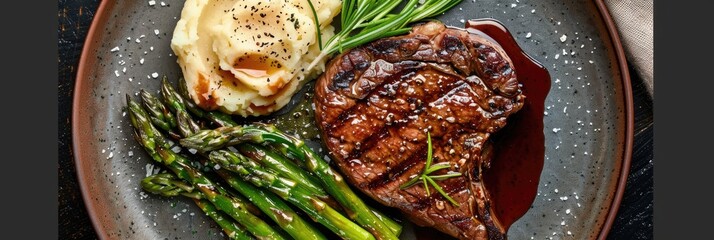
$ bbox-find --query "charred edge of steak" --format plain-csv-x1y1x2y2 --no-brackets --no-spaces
482,201,506,240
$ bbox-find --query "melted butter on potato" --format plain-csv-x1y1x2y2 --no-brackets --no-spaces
171,0,340,116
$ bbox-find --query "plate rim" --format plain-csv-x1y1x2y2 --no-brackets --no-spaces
71,0,634,239
72,0,112,238
591,1,634,239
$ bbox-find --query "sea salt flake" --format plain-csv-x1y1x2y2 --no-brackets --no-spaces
154,29,160,35
525,32,532,38
560,34,567,42
148,0,156,6
145,164,155,177
110,46,120,52
171,146,182,153
151,72,159,78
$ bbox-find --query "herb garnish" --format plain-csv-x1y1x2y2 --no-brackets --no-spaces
305,0,463,71
400,132,462,207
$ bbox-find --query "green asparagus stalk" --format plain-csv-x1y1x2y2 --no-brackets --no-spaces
140,173,251,240
127,96,286,240
160,77,201,137
146,82,327,240
140,89,181,139
141,172,196,198
238,143,328,199
210,150,375,240
194,198,253,240
182,124,399,240
371,209,402,236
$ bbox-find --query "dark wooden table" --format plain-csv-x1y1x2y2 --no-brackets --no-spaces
58,1,653,239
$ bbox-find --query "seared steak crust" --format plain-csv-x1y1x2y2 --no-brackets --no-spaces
314,21,525,239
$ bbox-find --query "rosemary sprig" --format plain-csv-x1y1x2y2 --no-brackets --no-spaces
305,0,463,71
306,0,322,50
400,132,462,206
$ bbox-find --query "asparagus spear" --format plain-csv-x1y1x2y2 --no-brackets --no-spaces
160,77,201,137
182,124,399,240
127,96,286,240
141,173,252,240
194,198,253,240
238,143,328,199
147,82,327,240
210,150,375,240
140,89,180,139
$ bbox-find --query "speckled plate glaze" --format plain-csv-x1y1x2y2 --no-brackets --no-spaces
73,0,632,239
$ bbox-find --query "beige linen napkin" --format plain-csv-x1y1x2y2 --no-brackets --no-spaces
604,0,653,94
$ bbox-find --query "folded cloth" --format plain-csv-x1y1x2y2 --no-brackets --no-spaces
604,0,653,95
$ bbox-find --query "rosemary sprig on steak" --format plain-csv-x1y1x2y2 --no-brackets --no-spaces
306,0,463,71
400,132,462,206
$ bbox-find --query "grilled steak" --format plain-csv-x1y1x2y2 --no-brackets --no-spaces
314,21,525,239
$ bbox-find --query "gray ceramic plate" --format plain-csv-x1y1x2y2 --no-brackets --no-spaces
73,0,633,239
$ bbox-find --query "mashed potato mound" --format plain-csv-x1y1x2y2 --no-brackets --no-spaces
171,0,340,116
